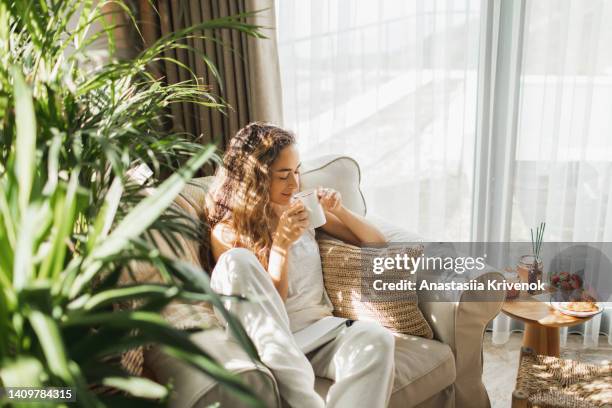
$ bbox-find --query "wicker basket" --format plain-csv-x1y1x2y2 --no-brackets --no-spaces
512,347,612,408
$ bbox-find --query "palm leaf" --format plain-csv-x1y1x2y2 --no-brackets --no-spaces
86,175,124,252
12,66,36,215
165,259,260,362
63,310,203,354
162,346,265,408
28,310,75,384
38,171,80,280
100,376,167,400
70,144,215,298
69,284,178,312
62,310,262,404
1,2,268,406
0,356,44,387
13,202,49,289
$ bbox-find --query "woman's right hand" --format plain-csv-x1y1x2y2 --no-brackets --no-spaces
273,201,309,248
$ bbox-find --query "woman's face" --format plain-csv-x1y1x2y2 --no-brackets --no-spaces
269,145,301,206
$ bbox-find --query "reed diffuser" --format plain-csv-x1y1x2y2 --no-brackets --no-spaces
528,222,546,294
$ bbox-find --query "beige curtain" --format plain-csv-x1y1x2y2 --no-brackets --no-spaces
134,0,283,151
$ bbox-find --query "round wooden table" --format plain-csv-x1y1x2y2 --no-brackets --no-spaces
501,294,594,357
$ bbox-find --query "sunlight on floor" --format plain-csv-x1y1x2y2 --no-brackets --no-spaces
483,332,612,408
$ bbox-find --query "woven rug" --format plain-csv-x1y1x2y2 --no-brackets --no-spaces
514,347,612,407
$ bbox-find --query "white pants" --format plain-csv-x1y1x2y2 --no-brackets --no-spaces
210,248,395,408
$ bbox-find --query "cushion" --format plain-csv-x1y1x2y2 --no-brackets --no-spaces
366,214,425,243
317,237,433,339
314,333,456,407
389,334,456,407
300,155,367,216
181,177,215,218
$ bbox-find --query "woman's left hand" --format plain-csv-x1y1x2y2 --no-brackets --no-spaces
317,187,342,214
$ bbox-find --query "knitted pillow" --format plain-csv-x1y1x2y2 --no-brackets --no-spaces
318,237,433,339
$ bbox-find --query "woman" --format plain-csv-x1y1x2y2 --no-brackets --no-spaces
207,122,395,408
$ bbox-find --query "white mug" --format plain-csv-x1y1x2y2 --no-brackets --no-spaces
293,189,327,229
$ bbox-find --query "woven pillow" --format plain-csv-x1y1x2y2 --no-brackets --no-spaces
318,237,433,339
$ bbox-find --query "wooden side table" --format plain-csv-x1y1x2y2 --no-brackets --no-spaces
501,294,595,357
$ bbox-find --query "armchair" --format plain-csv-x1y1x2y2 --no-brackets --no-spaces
142,155,504,408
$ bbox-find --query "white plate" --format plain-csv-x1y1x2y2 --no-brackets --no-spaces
550,301,603,317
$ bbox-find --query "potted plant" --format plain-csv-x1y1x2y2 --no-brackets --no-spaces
0,1,264,406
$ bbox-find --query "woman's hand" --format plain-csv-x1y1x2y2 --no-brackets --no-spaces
317,187,342,214
316,186,386,245
273,201,309,249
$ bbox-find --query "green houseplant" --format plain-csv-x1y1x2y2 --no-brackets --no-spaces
0,1,265,406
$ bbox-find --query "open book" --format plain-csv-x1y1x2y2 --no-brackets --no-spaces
293,316,351,354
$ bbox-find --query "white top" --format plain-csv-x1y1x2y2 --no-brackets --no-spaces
285,228,334,332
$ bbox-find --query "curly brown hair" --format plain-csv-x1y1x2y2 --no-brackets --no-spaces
207,122,296,267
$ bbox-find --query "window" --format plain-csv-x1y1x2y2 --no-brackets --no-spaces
276,0,481,241
512,0,612,242
276,0,612,244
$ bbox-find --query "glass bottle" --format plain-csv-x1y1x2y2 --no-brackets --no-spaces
527,259,542,294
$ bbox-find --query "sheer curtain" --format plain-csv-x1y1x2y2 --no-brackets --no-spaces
494,0,612,347
276,0,482,241
276,0,612,347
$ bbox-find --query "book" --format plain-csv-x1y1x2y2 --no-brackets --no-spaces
293,316,350,354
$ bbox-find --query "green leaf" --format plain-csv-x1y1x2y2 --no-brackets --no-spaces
167,259,260,361
69,145,215,298
39,171,80,280
42,129,64,195
28,310,74,384
73,326,260,405
74,0,94,50
0,181,16,251
99,145,214,258
63,311,255,399
70,332,153,363
67,359,104,407
13,203,49,289
162,346,265,408
0,287,11,356
86,175,123,252
11,67,36,215
101,376,167,400
0,211,14,289
62,311,201,354
0,3,9,49
0,356,44,387
72,284,179,312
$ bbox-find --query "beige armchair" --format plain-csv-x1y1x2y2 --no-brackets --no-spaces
142,155,505,408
